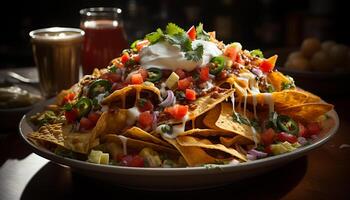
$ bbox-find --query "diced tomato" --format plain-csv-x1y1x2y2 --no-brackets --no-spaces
88,112,101,125
132,54,140,62
120,53,130,64
136,40,150,52
139,111,154,127
261,128,276,145
200,66,210,81
224,46,238,61
120,155,144,167
264,145,272,154
259,55,278,73
63,92,75,104
298,123,308,138
137,99,154,112
185,89,196,101
217,70,227,80
65,108,78,123
187,25,196,41
165,104,188,119
101,72,121,83
276,132,298,143
138,68,149,80
131,73,144,84
175,68,186,79
307,122,321,135
177,77,192,90
79,117,94,130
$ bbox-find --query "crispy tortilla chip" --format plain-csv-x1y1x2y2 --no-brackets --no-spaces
101,134,178,155
176,135,247,161
267,71,293,92
203,104,221,130
89,109,128,147
102,85,161,105
215,102,255,141
220,135,254,147
178,128,235,137
278,103,333,122
123,126,173,148
27,123,64,147
162,137,217,167
62,125,94,154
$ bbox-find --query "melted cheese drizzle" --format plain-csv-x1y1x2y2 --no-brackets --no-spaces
118,135,128,155
162,114,189,139
262,93,274,114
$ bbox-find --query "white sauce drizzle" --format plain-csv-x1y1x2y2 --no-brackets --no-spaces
126,106,140,126
262,93,274,114
162,114,189,139
118,135,128,155
252,94,258,119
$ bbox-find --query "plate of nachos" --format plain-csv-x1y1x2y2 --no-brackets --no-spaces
19,23,338,190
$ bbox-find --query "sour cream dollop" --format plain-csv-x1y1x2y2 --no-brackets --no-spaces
140,40,222,72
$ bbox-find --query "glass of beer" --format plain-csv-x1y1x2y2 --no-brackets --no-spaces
29,27,84,98
80,7,128,75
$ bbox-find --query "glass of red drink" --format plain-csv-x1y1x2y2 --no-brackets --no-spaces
80,7,128,75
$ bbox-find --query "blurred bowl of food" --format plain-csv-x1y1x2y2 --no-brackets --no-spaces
0,82,42,132
266,38,350,96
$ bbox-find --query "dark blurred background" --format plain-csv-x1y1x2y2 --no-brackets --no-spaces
0,0,346,68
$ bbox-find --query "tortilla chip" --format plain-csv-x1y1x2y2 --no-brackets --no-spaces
215,102,255,141
62,125,94,154
178,128,235,137
160,89,234,125
220,135,254,147
88,109,128,147
162,137,217,167
278,103,333,122
27,123,64,147
267,71,292,92
203,104,221,130
176,135,247,161
101,134,178,155
123,126,173,148
102,84,161,105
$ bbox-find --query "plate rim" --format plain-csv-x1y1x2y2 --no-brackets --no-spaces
18,98,340,176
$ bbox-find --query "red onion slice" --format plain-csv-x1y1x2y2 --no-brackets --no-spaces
159,90,175,107
248,149,268,158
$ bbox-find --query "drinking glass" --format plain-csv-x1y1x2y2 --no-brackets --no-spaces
80,7,128,75
29,27,84,98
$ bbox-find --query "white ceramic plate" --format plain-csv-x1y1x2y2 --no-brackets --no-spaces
19,99,339,190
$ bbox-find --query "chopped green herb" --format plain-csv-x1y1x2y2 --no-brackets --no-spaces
251,119,262,133
166,23,185,35
196,22,210,41
232,112,250,126
266,84,275,93
250,49,264,58
185,44,203,62
108,65,117,73
63,103,73,111
165,33,192,51
137,98,147,107
281,76,295,90
266,112,279,130
161,124,172,134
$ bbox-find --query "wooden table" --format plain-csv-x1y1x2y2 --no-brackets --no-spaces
0,69,349,199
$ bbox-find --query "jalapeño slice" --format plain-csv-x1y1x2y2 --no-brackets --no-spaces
75,97,92,118
147,68,162,82
209,56,226,75
277,115,299,135
88,79,112,98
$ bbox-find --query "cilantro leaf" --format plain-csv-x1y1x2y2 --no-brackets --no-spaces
281,76,296,90
250,49,264,58
165,33,192,51
232,112,251,126
185,44,203,62
166,23,185,35
196,23,210,41
145,28,164,44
